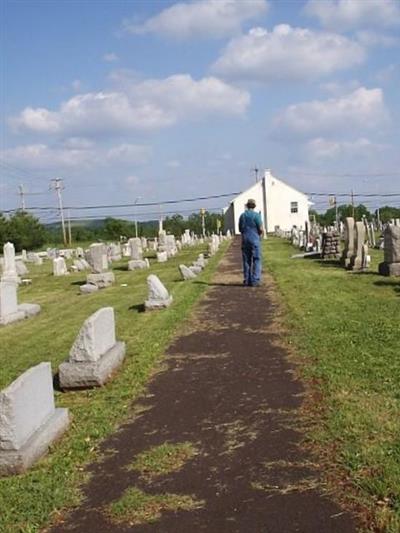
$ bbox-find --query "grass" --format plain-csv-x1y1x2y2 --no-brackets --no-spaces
128,442,198,481
106,487,204,525
0,241,228,533
264,236,400,532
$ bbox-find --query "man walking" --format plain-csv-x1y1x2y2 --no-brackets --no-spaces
239,199,264,286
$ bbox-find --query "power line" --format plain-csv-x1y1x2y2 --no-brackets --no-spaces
1,191,240,214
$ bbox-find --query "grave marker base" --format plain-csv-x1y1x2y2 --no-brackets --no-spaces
0,408,69,476
59,341,126,389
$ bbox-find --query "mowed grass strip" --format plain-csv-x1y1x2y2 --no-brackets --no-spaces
128,442,198,481
106,487,204,525
0,242,228,533
264,237,400,532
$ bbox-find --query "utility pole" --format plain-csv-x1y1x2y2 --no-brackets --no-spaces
18,184,26,210
134,196,142,238
50,178,67,246
200,207,206,237
252,165,259,183
351,189,355,219
67,209,72,246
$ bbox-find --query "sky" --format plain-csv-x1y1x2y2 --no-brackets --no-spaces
1,0,400,222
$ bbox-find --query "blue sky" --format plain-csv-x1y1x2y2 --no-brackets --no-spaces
1,0,400,221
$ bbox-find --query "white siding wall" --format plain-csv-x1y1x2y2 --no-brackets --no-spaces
265,174,309,231
232,182,265,235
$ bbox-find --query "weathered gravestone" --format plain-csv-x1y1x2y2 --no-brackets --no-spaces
156,251,168,263
0,280,40,326
179,264,197,280
0,362,70,475
349,221,368,271
340,217,355,268
59,307,126,388
86,243,115,288
379,225,400,276
15,261,28,276
1,242,19,284
53,257,68,276
129,238,143,261
145,275,173,310
128,258,149,270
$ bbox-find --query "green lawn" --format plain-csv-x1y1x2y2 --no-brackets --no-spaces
0,242,228,533
264,237,400,532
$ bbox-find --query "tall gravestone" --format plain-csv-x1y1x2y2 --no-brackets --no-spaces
341,217,355,267
379,225,400,276
0,362,70,475
349,221,367,270
1,243,19,284
128,238,143,261
53,257,68,276
86,243,114,288
59,307,126,388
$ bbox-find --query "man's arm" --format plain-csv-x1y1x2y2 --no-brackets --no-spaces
239,213,244,233
256,213,264,236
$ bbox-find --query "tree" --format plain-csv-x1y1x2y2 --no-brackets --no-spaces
5,211,47,251
376,206,400,223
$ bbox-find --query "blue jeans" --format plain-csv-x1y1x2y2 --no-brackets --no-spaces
242,241,262,286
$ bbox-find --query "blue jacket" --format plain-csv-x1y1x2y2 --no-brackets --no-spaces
239,210,263,244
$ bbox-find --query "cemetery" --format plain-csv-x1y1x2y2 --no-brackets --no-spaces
0,219,399,531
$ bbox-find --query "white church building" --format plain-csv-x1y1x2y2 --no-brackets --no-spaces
224,169,311,235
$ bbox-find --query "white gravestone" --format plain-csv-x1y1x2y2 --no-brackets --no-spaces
129,238,143,260
59,307,126,388
1,242,19,283
88,243,108,273
128,258,149,270
156,251,168,263
179,265,197,280
15,261,28,276
145,275,173,310
0,362,70,475
0,280,40,326
53,257,68,276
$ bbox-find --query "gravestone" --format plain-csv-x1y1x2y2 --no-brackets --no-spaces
128,258,149,270
129,238,143,260
157,251,168,263
15,261,28,276
79,283,99,294
88,243,108,273
145,275,173,310
379,225,400,276
341,218,355,267
1,242,19,284
179,264,197,280
86,243,114,288
26,253,43,265
59,307,126,388
0,280,40,326
349,221,367,270
0,362,70,475
53,257,68,276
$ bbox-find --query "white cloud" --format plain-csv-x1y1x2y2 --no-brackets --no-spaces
356,30,400,47
123,0,268,39
304,137,387,160
71,79,83,92
1,142,152,171
103,52,119,62
304,0,400,30
10,75,250,136
272,87,388,139
106,143,152,164
212,25,365,82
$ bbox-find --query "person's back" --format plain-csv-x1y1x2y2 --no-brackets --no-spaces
239,209,262,244
239,199,263,286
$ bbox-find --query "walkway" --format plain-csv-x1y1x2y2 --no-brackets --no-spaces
51,239,356,532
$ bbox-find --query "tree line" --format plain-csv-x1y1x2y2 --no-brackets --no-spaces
310,204,400,227
0,210,224,251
